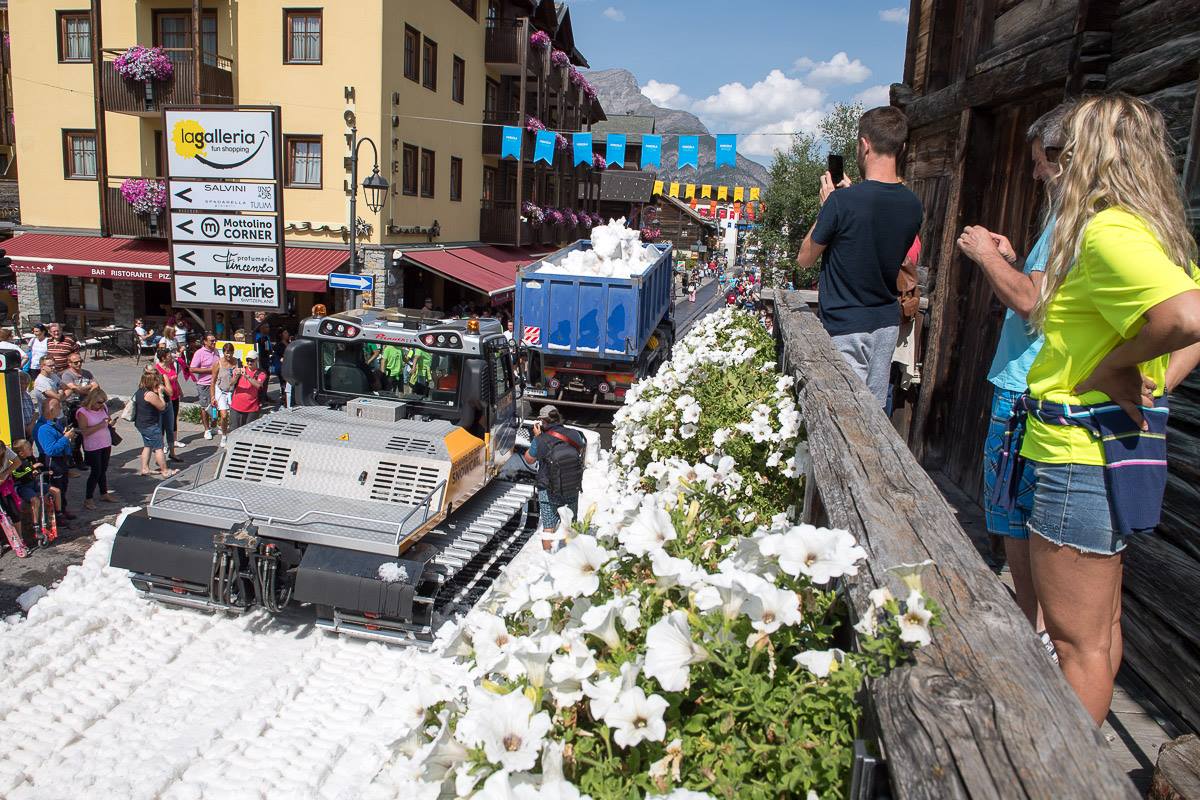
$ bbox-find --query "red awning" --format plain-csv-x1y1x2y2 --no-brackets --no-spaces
5,233,346,293
402,245,549,297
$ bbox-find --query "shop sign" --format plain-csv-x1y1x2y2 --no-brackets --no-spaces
171,243,280,277
168,181,276,213
173,275,281,307
165,109,278,180
171,212,278,245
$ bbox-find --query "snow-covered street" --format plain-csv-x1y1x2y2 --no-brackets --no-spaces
0,510,474,800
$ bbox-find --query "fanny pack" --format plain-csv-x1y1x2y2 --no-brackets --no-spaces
992,393,1170,536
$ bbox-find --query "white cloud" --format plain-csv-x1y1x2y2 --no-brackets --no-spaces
853,84,892,107
690,69,828,158
800,52,872,86
602,6,625,21
640,80,690,108
879,6,909,24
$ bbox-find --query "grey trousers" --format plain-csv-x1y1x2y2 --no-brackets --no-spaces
830,326,898,407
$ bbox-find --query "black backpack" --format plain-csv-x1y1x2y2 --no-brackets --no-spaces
540,428,585,496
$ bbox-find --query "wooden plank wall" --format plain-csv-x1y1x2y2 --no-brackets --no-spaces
900,0,1200,734
772,291,1137,800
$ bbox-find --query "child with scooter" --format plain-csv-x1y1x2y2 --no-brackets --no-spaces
11,438,61,546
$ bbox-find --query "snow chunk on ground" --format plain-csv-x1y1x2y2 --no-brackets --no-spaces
16,585,47,612
377,562,411,583
534,218,658,279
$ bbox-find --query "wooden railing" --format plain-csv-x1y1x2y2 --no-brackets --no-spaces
480,199,526,247
482,109,522,156
484,18,529,67
100,48,234,114
770,289,1138,799
106,176,166,238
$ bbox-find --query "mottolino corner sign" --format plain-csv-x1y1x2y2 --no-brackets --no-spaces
164,106,285,313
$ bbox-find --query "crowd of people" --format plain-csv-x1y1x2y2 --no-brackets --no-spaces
796,97,1200,726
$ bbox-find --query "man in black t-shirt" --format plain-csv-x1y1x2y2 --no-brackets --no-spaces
797,106,923,407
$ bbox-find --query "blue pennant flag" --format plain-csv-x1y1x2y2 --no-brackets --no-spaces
605,133,627,169
678,135,699,170
715,134,737,168
641,134,662,169
573,132,593,166
500,126,522,160
534,129,556,165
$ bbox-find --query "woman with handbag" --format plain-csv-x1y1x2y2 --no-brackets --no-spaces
133,371,176,479
75,386,117,509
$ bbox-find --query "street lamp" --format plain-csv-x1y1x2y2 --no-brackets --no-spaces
348,125,388,296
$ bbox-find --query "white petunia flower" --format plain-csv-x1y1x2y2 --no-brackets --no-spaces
897,590,933,647
455,689,551,772
583,660,640,721
889,559,934,594
711,428,731,448
794,648,845,678
579,593,640,650
744,583,802,638
650,548,708,589
619,502,678,557
679,422,698,439
549,535,614,598
604,686,669,748
760,525,865,585
647,737,684,790
644,610,708,692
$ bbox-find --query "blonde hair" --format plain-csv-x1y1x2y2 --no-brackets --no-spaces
1032,93,1196,330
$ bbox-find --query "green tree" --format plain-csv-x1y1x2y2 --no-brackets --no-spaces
754,102,864,288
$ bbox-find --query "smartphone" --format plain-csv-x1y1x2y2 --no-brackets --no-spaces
828,153,845,186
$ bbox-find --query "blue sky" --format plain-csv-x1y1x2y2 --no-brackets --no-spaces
563,0,910,163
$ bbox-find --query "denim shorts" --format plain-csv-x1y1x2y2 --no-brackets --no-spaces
136,423,164,450
982,387,1035,539
1028,461,1126,555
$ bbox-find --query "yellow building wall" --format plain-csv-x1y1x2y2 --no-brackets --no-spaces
382,2,484,244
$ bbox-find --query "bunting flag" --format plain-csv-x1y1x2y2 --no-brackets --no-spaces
533,129,556,164
733,186,745,201
749,186,760,200
501,126,522,160
733,201,742,215
605,133,627,169
690,197,698,210
653,179,664,195
669,182,680,197
685,184,695,199
715,134,737,168
677,135,699,169
709,200,717,215
701,184,712,198
642,134,662,168
746,203,756,221
572,132,593,166
717,186,728,200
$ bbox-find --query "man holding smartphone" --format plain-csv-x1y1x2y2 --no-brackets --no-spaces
796,106,923,407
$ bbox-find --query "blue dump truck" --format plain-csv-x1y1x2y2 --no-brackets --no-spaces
515,240,674,409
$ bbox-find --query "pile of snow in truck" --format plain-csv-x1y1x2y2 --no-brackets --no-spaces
534,218,659,278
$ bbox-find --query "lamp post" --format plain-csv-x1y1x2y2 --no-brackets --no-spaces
348,125,388,305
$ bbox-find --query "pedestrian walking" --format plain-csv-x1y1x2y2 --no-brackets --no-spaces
996,94,1200,725
211,343,240,445
132,371,177,479
796,106,923,407
190,334,220,440
522,405,585,551
956,102,1074,649
45,323,79,373
26,323,49,375
230,352,266,430
75,386,117,509
154,351,184,461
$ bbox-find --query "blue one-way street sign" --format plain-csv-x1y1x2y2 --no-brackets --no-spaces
328,273,374,292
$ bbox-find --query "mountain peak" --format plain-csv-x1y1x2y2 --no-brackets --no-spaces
584,69,770,189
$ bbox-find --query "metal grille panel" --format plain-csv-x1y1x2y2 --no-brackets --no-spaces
384,435,439,456
254,418,309,438
224,441,292,484
371,461,443,505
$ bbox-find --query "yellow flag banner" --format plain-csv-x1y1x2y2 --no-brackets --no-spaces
734,186,745,201
685,184,696,198
717,186,728,200
701,184,712,198
669,182,680,197
653,180,664,195
749,187,760,200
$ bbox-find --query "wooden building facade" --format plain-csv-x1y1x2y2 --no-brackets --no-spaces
896,0,1200,734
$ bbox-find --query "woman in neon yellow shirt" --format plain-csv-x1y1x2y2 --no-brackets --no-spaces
1016,94,1200,725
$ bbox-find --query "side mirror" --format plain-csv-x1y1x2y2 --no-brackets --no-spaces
281,339,318,405
459,358,485,433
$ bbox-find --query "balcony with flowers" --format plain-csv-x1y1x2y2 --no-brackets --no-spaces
100,45,234,115
106,175,167,238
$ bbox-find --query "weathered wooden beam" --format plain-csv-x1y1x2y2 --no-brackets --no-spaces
771,290,1137,800
1150,735,1200,800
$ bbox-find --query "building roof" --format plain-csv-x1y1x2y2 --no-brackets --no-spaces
592,115,656,136
401,245,550,297
656,194,720,229
4,233,347,292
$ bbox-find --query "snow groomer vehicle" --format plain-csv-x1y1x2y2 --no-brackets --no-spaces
109,308,535,645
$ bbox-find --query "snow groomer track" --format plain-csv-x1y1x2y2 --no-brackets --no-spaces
0,511,492,800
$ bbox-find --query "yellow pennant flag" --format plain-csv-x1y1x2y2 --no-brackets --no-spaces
717,186,728,200
701,184,712,198
749,187,760,200
653,180,664,196
669,182,680,197
685,184,696,199
734,186,745,201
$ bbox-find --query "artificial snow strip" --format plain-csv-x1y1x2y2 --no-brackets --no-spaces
0,509,482,800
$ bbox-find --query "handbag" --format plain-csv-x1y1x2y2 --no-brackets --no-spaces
108,423,123,447
121,395,136,422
